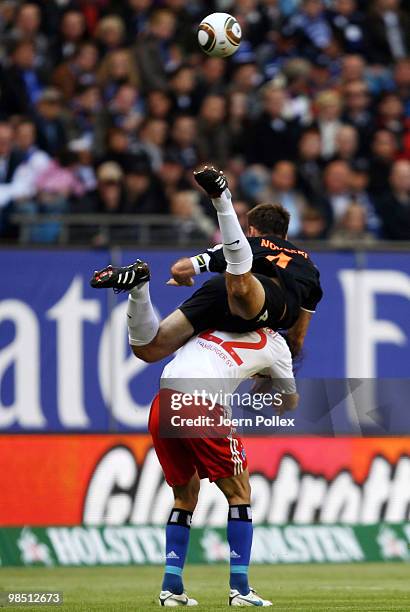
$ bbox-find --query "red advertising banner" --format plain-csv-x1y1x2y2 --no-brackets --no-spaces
1,435,409,526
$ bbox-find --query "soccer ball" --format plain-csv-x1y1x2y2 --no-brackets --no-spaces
197,13,242,58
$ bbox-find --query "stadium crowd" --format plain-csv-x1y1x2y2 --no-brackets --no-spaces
0,0,409,244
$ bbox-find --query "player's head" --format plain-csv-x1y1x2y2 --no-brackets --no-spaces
247,203,290,239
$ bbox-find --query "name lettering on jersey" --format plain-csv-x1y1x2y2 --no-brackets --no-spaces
260,239,308,259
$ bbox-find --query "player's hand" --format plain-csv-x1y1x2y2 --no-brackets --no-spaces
166,277,195,287
193,165,228,197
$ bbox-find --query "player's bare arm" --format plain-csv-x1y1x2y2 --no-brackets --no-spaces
286,310,313,358
168,257,196,286
251,375,299,414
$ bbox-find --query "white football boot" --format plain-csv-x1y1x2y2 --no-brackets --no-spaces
229,587,272,606
159,590,198,606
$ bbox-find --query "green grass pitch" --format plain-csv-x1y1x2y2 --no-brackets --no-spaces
1,564,409,611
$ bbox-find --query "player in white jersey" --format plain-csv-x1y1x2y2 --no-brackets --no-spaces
149,327,297,607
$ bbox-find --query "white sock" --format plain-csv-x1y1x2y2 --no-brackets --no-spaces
212,189,253,275
127,282,159,346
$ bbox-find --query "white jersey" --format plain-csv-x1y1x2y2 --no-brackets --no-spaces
161,327,296,397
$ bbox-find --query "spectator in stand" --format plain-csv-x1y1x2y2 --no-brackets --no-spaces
374,159,410,239
137,118,168,172
169,190,216,241
0,40,45,116
229,60,263,118
340,54,366,84
342,79,375,155
95,15,126,57
327,0,366,55
394,57,410,117
124,156,166,214
368,129,398,194
366,0,410,65
296,128,324,201
313,89,343,159
0,121,24,234
0,122,24,184
52,42,98,102
97,48,140,103
69,84,101,147
51,10,87,66
246,83,301,166
34,88,67,156
330,201,375,245
158,152,191,203
169,65,199,116
197,95,230,168
104,84,144,149
319,160,353,229
82,161,126,214
227,91,250,157
269,160,307,237
121,0,151,41
376,92,405,141
281,58,313,123
298,207,327,239
332,124,361,165
287,0,333,58
135,9,177,93
238,165,271,204
5,3,49,70
72,161,128,245
349,160,381,236
146,90,173,121
97,126,130,168
196,57,227,98
167,115,198,169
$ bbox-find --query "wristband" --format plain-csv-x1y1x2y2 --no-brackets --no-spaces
190,253,210,275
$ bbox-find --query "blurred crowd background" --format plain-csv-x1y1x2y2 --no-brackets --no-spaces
0,0,409,245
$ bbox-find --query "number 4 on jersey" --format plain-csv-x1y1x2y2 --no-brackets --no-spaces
266,253,292,269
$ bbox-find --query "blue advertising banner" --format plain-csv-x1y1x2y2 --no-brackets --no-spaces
0,249,409,432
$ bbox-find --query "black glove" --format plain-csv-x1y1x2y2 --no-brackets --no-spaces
193,165,228,197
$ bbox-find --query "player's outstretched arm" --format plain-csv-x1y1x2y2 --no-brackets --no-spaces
169,257,196,286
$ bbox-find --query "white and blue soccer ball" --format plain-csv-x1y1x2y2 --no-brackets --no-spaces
197,12,242,58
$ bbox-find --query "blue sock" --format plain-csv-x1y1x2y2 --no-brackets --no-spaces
162,508,192,595
227,504,253,595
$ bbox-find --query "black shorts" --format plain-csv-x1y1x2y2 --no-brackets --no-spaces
179,273,299,334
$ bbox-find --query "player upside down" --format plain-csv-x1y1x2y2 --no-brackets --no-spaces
91,166,323,606
91,166,323,364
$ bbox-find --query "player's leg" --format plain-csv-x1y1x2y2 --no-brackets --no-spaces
148,392,199,606
194,168,265,320
216,470,272,607
217,471,253,597
131,309,194,363
90,261,194,362
160,473,200,602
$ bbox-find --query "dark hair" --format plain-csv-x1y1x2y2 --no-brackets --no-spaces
247,203,290,238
